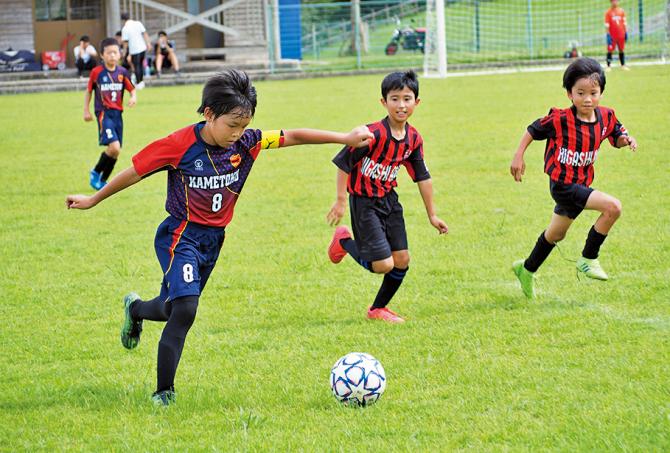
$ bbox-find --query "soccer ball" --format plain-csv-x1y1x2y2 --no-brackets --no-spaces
330,352,386,406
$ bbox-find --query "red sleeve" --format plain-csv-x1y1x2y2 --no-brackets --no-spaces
403,132,430,182
132,126,195,177
123,73,134,92
87,66,100,93
527,108,558,140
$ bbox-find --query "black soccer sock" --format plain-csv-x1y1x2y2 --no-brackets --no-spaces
156,296,198,392
131,297,172,322
524,231,556,273
606,52,613,66
582,225,607,259
371,267,408,309
619,52,625,66
101,153,117,182
93,152,110,174
339,238,371,271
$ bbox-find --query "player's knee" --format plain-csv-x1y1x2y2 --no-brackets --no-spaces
393,253,410,269
545,230,566,243
607,198,622,219
372,259,394,274
107,144,121,158
171,296,199,330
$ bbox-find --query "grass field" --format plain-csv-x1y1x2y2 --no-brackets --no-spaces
1,65,669,451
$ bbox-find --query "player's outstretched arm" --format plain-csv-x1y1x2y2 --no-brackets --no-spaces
510,131,533,182
327,169,349,226
66,167,142,210
417,179,448,234
282,126,373,148
616,135,637,151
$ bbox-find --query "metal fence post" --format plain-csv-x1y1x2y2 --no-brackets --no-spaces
526,0,534,60
639,0,644,42
475,0,480,53
353,0,362,69
265,1,275,74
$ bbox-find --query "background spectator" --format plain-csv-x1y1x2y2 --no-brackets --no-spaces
74,35,97,77
121,12,151,89
154,30,181,77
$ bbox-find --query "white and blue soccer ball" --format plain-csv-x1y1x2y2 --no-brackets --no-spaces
330,352,386,406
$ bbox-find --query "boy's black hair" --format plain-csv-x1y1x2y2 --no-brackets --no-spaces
381,70,419,99
80,35,90,43
115,30,122,37
562,57,606,93
121,12,130,21
158,30,167,37
197,69,257,118
100,37,120,54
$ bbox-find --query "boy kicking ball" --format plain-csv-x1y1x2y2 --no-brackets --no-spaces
67,69,373,406
510,57,637,298
326,70,448,323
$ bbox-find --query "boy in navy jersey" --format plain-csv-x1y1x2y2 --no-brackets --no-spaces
510,57,637,298
66,69,372,406
84,38,136,190
326,70,448,323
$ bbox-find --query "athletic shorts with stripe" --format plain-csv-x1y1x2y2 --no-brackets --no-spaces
154,215,225,301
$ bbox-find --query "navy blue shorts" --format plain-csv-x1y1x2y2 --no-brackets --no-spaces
350,190,408,262
96,109,123,146
154,216,225,301
549,180,594,219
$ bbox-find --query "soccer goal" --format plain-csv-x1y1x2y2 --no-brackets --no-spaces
423,0,447,78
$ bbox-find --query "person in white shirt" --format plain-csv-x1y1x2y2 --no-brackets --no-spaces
73,35,98,77
121,12,151,89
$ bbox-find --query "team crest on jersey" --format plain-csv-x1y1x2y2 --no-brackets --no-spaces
118,74,124,82
230,153,241,168
194,159,204,171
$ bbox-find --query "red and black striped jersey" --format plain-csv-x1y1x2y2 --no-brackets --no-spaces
332,117,430,198
528,105,628,187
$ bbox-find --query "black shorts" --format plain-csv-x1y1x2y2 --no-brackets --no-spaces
350,190,408,262
549,180,594,219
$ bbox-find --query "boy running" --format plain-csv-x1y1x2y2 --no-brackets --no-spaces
510,57,637,298
84,37,136,190
605,0,629,71
326,70,448,323
66,69,373,406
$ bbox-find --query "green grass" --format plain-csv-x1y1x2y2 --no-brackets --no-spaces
1,65,669,451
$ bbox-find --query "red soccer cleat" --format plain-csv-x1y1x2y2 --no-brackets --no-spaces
367,307,405,323
328,226,352,264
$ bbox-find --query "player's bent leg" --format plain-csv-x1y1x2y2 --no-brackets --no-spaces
577,191,619,280
121,292,143,350
154,295,199,406
106,141,121,159
368,249,409,323
585,190,621,234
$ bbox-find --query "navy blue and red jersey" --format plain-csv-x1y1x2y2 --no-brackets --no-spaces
528,105,628,187
87,65,134,113
332,117,430,198
132,123,284,228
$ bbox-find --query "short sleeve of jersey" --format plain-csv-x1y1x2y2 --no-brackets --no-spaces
332,130,378,173
605,109,628,146
87,67,99,93
132,134,183,177
403,136,431,182
122,68,135,92
527,108,558,141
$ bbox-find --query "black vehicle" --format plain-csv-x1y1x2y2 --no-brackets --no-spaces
385,26,426,55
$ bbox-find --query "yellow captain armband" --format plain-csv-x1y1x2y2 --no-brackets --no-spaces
260,130,285,149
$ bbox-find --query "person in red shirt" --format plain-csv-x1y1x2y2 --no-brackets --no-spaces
326,70,448,323
84,38,136,190
509,58,637,299
605,0,629,70
66,69,373,406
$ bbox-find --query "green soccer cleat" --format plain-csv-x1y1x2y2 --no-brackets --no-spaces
152,389,176,407
512,260,536,298
120,292,143,350
576,257,609,280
